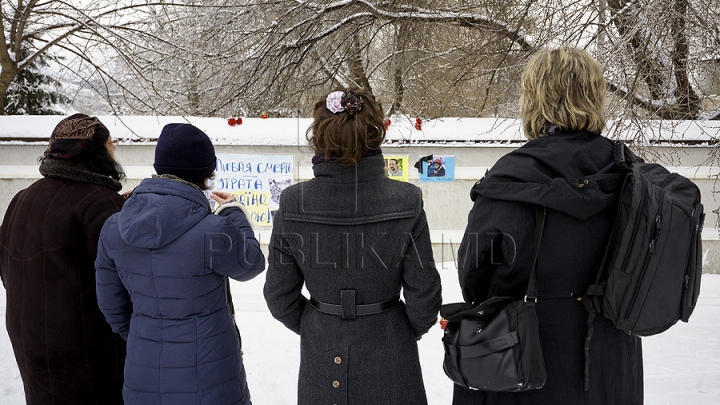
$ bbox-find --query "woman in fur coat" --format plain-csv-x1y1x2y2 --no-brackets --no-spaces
0,114,127,404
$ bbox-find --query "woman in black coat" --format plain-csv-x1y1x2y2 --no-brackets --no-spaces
264,88,442,405
453,48,643,405
0,115,127,404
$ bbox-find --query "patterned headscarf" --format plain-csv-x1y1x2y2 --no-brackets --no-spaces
44,114,110,160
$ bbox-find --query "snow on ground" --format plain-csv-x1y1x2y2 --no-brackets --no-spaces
2,264,720,404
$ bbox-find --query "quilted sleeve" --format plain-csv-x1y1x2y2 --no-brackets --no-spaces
95,221,132,340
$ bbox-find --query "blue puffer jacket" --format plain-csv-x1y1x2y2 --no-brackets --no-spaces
95,177,265,405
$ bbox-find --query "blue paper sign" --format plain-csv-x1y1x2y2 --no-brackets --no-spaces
419,155,455,182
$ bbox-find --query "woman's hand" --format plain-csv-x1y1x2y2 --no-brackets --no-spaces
210,191,238,205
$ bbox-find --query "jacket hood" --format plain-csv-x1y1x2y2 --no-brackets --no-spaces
117,177,210,248
473,131,625,220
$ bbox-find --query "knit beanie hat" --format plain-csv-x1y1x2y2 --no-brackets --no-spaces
44,114,110,160
153,123,216,183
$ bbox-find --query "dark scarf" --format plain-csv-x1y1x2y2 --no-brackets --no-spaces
39,158,122,192
311,147,383,165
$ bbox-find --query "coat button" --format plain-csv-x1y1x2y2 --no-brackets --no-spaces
334,356,342,364
332,380,340,388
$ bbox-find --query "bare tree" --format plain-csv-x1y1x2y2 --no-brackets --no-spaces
600,0,701,119
4,0,719,123
0,0,194,115
221,0,539,117
104,1,541,117
107,0,718,123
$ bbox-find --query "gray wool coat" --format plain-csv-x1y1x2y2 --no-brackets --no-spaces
264,154,442,405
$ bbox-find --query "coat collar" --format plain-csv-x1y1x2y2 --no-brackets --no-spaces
39,158,122,191
312,154,387,183
133,176,209,209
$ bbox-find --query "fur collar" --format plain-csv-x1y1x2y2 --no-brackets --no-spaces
39,159,122,191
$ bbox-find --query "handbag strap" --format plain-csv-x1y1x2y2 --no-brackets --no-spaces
524,205,547,304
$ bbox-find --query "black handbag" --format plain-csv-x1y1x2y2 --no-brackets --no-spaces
441,206,547,392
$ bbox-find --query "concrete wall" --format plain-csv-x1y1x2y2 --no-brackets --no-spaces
1,142,718,273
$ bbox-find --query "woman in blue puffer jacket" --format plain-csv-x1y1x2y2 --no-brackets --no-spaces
95,123,265,405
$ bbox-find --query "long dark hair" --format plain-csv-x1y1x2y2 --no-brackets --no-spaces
40,137,126,181
79,139,125,181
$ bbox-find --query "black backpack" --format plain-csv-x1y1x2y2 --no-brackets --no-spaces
583,141,705,336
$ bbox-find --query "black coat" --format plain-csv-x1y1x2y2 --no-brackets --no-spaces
454,132,644,405
264,155,442,405
0,159,126,404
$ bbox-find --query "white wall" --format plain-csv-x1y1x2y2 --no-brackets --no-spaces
1,140,718,273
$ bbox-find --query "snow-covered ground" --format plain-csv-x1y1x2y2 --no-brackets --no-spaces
2,264,720,404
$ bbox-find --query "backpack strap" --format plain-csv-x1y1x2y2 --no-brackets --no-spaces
614,140,633,171
583,144,635,314
580,141,638,391
582,283,605,391
614,140,644,170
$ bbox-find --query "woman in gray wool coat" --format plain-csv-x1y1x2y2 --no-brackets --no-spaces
264,88,442,405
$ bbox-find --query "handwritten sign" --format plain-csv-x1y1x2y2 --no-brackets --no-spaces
215,154,293,226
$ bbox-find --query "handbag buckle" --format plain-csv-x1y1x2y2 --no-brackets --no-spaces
524,295,537,303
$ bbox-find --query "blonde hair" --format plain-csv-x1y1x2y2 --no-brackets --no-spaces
519,47,606,140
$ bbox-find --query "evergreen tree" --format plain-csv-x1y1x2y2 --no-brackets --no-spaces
3,49,69,115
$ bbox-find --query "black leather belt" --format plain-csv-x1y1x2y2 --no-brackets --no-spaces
309,290,400,320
